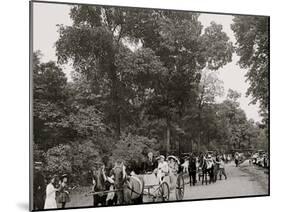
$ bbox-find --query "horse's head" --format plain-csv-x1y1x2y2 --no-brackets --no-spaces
93,166,106,191
112,162,126,187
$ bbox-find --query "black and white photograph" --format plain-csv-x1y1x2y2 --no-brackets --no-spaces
30,1,269,211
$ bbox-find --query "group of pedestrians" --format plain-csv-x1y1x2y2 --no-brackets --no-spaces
44,174,72,209
181,152,228,185
33,163,73,210
141,151,228,188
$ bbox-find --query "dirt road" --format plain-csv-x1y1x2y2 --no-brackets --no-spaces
176,160,269,201
66,160,268,208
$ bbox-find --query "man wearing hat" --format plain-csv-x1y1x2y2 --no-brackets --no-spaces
143,152,157,173
156,155,169,183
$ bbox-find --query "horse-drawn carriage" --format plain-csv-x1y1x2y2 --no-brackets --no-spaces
85,156,189,205
140,155,187,202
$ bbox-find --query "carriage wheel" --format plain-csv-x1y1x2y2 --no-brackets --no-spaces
176,175,185,200
159,182,170,201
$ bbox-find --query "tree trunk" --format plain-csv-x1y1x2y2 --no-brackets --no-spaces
166,118,171,155
110,62,121,139
197,108,202,154
198,132,201,153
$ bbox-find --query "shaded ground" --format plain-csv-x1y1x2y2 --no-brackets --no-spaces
60,160,268,209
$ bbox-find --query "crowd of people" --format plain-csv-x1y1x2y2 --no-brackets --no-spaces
33,151,236,210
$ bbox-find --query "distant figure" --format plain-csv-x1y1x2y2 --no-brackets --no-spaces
213,156,220,182
44,175,58,209
57,174,71,208
217,157,227,180
234,153,239,167
227,154,231,163
181,156,189,174
204,154,215,184
249,154,253,166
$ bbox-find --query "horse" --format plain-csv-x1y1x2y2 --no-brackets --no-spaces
92,165,107,206
199,157,214,185
123,173,144,204
188,156,197,186
110,162,126,205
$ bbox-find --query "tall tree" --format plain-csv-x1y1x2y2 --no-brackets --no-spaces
56,6,165,138
56,6,234,155
196,70,224,152
33,52,69,150
130,14,233,154
231,16,269,124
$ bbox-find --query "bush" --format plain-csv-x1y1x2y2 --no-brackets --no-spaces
44,144,73,175
110,133,158,167
43,141,102,184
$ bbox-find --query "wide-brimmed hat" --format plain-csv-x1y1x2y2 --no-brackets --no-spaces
156,155,165,160
60,174,68,180
47,174,58,182
167,155,180,164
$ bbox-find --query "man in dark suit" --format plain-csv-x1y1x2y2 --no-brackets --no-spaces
33,162,46,210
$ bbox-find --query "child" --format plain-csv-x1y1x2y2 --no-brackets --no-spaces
44,175,58,209
57,174,71,208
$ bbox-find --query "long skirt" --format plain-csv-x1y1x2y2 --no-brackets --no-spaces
44,197,57,209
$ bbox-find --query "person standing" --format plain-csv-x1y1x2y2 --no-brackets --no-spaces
157,155,169,183
217,157,227,180
33,162,46,210
213,155,220,182
234,153,239,167
168,157,179,189
143,152,157,173
44,175,58,209
57,174,71,208
206,154,214,183
181,156,189,174
188,154,197,186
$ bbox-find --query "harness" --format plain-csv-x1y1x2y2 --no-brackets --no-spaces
125,176,143,197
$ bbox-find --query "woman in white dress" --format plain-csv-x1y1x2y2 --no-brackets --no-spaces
157,155,169,183
44,175,58,209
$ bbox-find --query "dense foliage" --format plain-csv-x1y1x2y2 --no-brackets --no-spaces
231,16,269,125
33,6,269,181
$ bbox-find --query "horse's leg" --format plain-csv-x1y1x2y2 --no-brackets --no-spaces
93,195,99,206
206,170,209,185
101,195,107,206
208,169,212,184
211,168,214,183
113,193,118,205
202,170,207,185
193,172,196,185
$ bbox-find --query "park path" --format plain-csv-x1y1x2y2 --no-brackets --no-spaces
67,160,269,208
173,160,269,201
